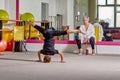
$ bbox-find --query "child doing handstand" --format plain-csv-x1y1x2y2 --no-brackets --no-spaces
27,21,85,63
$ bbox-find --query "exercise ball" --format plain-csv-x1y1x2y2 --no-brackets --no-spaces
6,39,13,51
20,12,34,21
0,39,7,52
2,28,13,42
20,12,38,39
0,9,9,25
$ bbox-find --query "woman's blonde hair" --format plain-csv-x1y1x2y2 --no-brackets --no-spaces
83,16,89,21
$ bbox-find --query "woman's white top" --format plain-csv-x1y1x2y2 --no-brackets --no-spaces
79,23,95,43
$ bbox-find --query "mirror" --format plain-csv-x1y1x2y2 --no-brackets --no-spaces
2,0,120,41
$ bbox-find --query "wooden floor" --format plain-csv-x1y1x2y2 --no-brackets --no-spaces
0,51,120,80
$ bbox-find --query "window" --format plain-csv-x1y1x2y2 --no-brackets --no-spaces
98,0,106,5
116,7,120,27
41,3,49,20
117,0,120,4
116,6,120,11
98,6,114,27
107,0,114,4
97,0,120,28
116,13,120,27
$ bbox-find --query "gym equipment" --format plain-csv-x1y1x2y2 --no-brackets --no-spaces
2,28,13,42
0,9,9,25
20,12,38,39
20,12,34,21
14,26,24,52
0,20,2,40
0,39,7,52
0,18,51,52
6,39,13,51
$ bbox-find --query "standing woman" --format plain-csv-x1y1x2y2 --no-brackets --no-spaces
79,16,95,55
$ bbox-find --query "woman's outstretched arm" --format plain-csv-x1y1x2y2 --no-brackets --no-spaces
67,29,86,34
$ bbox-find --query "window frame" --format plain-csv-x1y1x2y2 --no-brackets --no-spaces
97,0,120,28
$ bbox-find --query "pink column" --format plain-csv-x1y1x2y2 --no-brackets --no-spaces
16,0,19,25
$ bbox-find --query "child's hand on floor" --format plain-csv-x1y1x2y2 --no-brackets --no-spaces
37,60,42,62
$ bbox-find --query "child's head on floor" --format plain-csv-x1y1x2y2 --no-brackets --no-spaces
43,55,51,63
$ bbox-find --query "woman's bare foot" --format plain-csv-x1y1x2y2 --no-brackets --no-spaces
92,49,95,55
78,49,82,55
60,60,66,63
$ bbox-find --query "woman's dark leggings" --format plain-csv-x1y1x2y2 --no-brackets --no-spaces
76,39,81,49
76,37,95,49
89,37,95,49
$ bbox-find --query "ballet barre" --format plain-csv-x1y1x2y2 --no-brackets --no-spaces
0,19,51,23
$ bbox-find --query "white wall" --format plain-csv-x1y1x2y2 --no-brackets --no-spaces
26,42,120,55
20,0,75,40
56,0,74,40
0,0,5,9
56,0,67,25
67,0,74,40
26,43,78,53
0,0,16,19
7,0,16,19
0,0,75,40
74,0,88,27
96,45,120,54
20,0,56,21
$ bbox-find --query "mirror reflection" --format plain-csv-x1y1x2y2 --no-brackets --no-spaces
0,0,120,42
